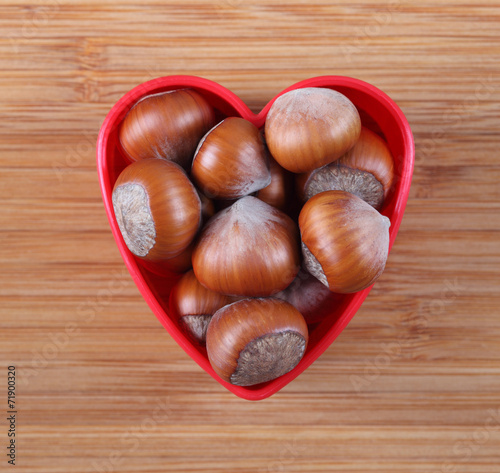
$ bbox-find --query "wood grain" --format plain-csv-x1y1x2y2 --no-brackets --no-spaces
1,1,499,472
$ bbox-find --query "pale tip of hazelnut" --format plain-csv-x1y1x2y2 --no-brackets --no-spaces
179,314,212,344
301,241,329,289
305,164,384,210
112,183,156,257
230,330,307,386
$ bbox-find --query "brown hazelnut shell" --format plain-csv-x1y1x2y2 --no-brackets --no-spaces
255,154,293,211
119,89,215,169
296,127,394,209
170,270,235,344
299,190,390,293
138,240,195,276
192,196,300,297
112,158,201,261
265,88,361,173
206,298,308,386
191,117,271,199
274,267,338,325
197,190,216,223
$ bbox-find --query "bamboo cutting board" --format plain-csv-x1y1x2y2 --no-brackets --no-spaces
1,1,499,472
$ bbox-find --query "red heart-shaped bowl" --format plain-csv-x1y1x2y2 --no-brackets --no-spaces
97,75,414,400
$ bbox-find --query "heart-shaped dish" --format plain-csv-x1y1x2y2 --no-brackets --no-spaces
97,75,414,400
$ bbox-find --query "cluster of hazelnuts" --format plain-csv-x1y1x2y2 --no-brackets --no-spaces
112,87,394,387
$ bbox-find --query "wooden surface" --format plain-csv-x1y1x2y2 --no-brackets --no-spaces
1,1,499,472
